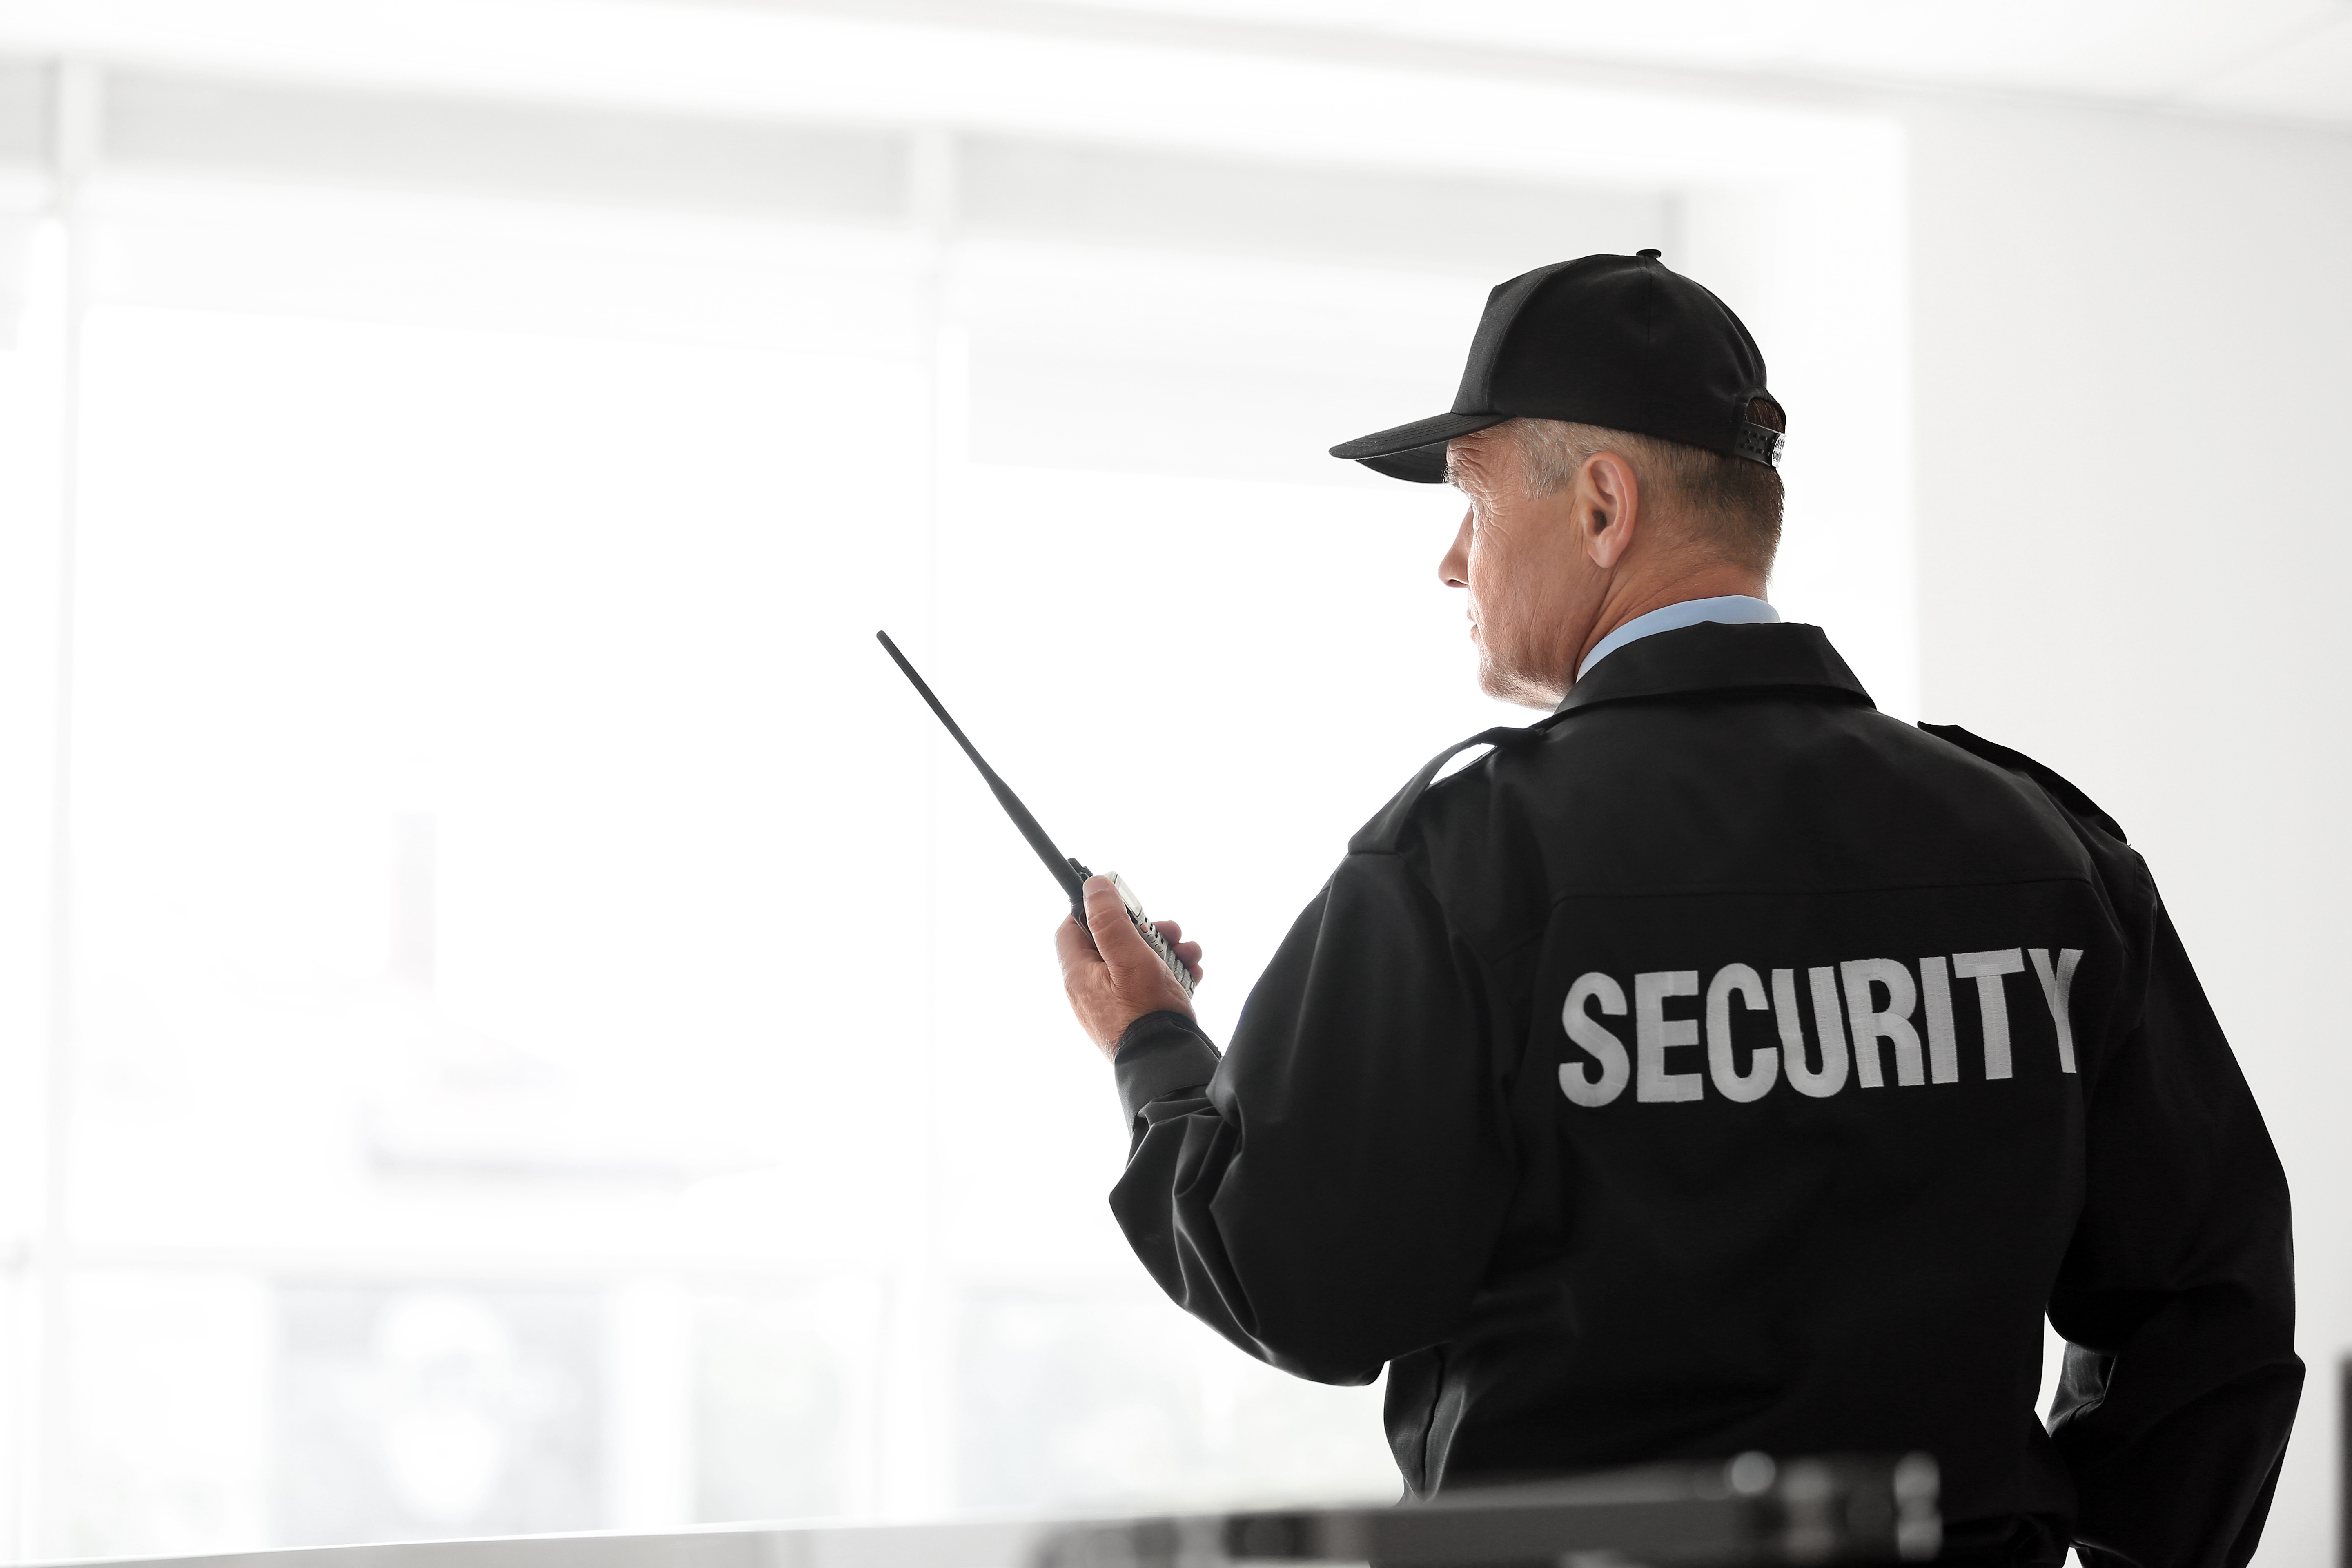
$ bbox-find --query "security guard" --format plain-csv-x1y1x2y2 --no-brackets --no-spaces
1053,253,2300,1567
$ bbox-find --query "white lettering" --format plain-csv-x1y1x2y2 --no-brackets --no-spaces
1919,956,1960,1085
1842,958,1924,1088
1559,972,1630,1107
1559,947,2075,1106
1705,964,1778,1103
2028,947,2084,1074
1952,949,2026,1080
1635,971,1704,1102
1779,966,1851,1098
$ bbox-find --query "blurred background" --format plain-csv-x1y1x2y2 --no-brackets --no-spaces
0,0,2341,1562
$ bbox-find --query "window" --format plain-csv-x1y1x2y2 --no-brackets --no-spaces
0,40,1910,1557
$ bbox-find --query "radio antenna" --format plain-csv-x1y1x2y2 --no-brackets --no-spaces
875,631,1088,918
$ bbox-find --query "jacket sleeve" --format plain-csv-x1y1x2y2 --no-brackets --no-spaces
1106,847,1519,1385
2047,894,2303,1568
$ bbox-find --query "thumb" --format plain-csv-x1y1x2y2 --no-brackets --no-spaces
1082,876,1157,979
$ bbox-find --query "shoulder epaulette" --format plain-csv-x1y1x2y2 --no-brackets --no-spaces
1918,721,2127,843
1349,712,1572,855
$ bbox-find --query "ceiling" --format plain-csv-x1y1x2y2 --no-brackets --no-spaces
1009,0,2352,127
0,0,2345,135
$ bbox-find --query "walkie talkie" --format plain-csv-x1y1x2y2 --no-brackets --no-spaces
876,631,1195,996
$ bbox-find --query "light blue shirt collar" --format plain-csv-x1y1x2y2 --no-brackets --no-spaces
1574,594,1780,682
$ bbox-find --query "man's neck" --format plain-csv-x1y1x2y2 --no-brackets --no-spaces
1573,570,1769,677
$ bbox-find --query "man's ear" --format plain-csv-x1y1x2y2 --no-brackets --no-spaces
1578,451,1641,569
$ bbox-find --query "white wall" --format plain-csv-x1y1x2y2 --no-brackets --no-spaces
1903,94,2352,1564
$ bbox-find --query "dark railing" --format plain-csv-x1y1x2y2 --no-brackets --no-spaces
37,1453,1938,1568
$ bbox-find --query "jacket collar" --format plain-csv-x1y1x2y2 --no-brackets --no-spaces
1552,620,1872,715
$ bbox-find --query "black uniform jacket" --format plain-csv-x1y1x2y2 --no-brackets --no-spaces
1107,622,2299,1568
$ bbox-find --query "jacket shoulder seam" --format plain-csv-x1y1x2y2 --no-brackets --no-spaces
1918,721,2127,843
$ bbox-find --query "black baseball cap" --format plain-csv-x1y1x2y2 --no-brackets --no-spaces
1330,250,1783,483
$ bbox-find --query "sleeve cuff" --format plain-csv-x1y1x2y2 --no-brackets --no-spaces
1113,1011,1222,1123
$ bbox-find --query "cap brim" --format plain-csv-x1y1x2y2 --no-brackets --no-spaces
1328,411,1508,484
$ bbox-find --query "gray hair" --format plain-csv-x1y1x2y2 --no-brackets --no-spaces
1484,408,1787,575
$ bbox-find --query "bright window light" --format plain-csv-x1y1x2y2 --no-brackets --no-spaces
0,27,1911,1557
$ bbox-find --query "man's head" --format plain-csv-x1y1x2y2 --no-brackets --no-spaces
1328,251,1785,708
1436,401,1784,708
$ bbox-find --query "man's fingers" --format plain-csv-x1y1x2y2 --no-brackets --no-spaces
1156,924,1204,982
1060,878,1199,1051
1082,876,1159,976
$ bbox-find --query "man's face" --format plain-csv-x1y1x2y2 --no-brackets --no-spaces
1437,429,1606,710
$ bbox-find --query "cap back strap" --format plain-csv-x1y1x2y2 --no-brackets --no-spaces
1733,421,1786,468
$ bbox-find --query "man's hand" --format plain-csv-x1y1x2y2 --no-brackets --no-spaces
1056,875,1205,1060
